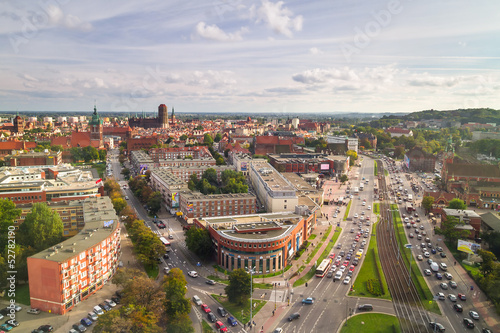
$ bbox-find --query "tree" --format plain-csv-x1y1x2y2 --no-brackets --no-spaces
185,227,214,260
166,313,195,333
346,150,358,166
121,168,131,178
394,146,405,159
422,196,435,214
98,149,107,161
435,216,470,245
448,198,467,210
134,227,165,267
202,168,218,186
203,133,214,146
147,192,162,216
0,255,7,292
112,198,127,214
481,231,500,258
18,202,63,251
214,133,222,142
163,268,191,318
477,249,497,276
50,144,64,152
0,199,21,251
340,174,349,184
180,134,188,141
225,268,251,305
216,156,225,165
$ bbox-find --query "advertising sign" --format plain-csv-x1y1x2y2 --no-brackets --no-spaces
241,162,248,172
404,154,410,169
457,239,481,254
320,163,329,171
139,164,148,175
171,192,180,208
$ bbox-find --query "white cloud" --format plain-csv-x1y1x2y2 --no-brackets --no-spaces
46,5,92,32
309,47,322,55
21,74,39,82
192,22,248,42
407,73,461,87
251,0,303,38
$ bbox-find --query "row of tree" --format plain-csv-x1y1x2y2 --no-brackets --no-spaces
94,268,194,333
128,175,162,216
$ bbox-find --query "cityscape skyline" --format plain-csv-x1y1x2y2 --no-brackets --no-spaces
2,0,500,113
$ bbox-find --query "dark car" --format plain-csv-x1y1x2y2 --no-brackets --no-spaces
81,317,93,327
288,313,300,321
100,303,111,312
207,312,216,323
163,253,170,260
115,290,123,298
227,316,238,326
217,307,227,317
463,318,474,329
440,252,447,258
72,323,87,332
206,279,216,285
6,319,19,327
429,322,445,333
453,304,463,312
111,296,121,304
37,325,54,332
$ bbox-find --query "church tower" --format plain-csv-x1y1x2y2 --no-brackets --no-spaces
89,104,103,148
171,107,176,126
158,104,169,129
13,114,24,134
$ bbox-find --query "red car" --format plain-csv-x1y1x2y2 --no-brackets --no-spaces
343,260,349,267
201,304,211,313
458,293,467,301
329,253,336,259
349,265,355,272
215,321,228,332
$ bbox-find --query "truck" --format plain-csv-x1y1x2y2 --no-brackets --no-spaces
360,183,364,191
354,187,359,195
430,262,439,272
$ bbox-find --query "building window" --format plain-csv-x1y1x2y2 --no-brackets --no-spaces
273,257,276,270
237,258,241,269
244,258,248,268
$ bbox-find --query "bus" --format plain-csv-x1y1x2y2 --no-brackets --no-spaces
315,259,332,277
406,203,414,213
354,187,359,195
407,194,413,202
159,236,171,252
359,183,364,191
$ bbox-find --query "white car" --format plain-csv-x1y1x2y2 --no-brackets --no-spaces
354,213,358,218
188,271,198,278
440,263,448,271
343,276,351,284
367,206,371,210
424,252,430,258
362,202,366,206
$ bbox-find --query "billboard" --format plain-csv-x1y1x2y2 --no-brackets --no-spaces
320,163,330,171
403,154,410,169
241,162,248,172
172,192,180,208
457,239,481,254
139,164,148,175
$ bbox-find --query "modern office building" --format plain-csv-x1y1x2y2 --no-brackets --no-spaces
27,197,121,315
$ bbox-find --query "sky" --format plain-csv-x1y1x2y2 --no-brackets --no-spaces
1,0,500,114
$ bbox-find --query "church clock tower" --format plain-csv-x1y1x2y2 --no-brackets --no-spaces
89,104,103,148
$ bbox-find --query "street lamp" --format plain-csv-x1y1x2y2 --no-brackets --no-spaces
248,267,256,331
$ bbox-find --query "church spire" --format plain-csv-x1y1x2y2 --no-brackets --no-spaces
94,99,97,115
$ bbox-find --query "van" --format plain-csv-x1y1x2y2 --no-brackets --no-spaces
334,272,342,281
358,304,373,311
430,262,439,272
93,305,104,316
192,295,202,306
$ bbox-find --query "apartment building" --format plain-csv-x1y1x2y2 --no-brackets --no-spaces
180,192,256,220
149,168,188,210
27,197,121,315
249,161,298,212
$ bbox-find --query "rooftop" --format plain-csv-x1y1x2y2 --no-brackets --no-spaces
30,197,119,262
442,208,481,218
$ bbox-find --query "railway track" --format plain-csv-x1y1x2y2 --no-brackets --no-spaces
376,161,432,333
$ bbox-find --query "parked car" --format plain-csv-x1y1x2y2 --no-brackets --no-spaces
72,323,87,332
88,312,98,321
36,325,54,332
27,308,41,315
80,317,93,327
105,299,116,307
99,303,110,312
93,305,104,316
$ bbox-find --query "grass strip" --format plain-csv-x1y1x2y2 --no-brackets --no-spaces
343,200,352,221
373,203,380,215
294,227,342,287
390,204,440,315
374,160,378,176
212,294,266,325
202,320,215,332
306,226,332,264
350,218,391,300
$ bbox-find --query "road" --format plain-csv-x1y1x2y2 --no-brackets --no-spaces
382,159,489,333
269,157,396,333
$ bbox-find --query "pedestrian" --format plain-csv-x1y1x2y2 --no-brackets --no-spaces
454,261,456,266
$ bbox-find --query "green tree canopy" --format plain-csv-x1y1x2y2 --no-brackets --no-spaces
477,249,497,276
225,268,251,305
163,268,191,319
185,227,214,260
0,199,21,250
435,216,470,245
447,198,467,210
203,133,214,146
340,174,349,184
147,192,162,216
214,133,222,142
346,150,358,166
422,196,435,213
481,231,500,258
18,202,63,251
